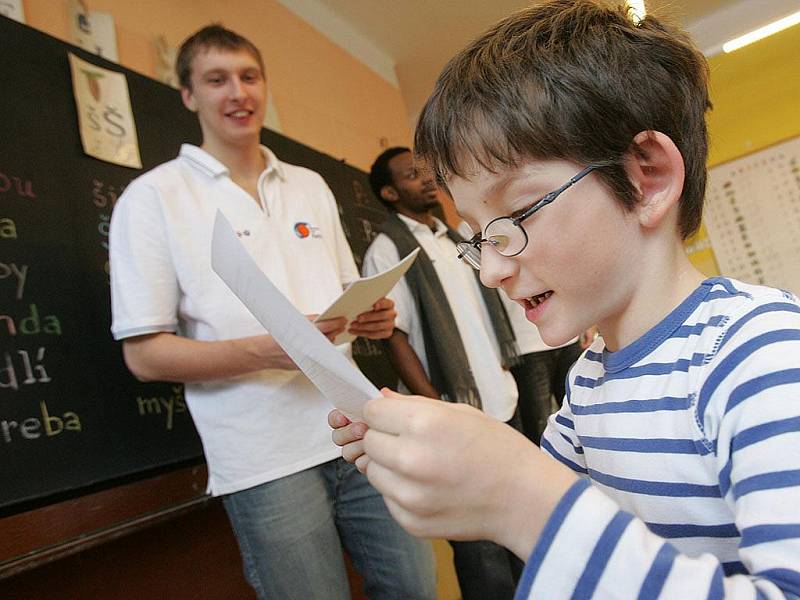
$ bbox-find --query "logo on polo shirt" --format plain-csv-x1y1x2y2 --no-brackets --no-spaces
294,222,321,239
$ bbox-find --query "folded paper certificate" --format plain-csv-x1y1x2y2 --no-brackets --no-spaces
211,211,383,419
316,247,419,344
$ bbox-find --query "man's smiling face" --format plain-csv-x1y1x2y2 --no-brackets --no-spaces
181,47,267,150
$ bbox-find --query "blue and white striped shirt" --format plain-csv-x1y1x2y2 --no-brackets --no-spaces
521,277,800,599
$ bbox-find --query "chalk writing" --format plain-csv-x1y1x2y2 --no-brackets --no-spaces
136,386,186,431
0,304,62,336
98,213,109,250
358,217,376,244
91,178,121,209
0,347,52,391
0,261,27,299
1,401,81,443
90,179,124,280
0,169,36,199
0,217,16,239
351,179,371,207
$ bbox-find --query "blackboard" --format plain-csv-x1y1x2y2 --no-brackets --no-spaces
0,16,397,514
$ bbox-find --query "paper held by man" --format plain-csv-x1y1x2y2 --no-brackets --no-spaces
211,210,418,419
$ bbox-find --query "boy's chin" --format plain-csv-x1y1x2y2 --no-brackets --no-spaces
538,327,580,349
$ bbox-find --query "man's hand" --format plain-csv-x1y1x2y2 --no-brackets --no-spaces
258,315,346,370
313,315,348,343
348,297,396,340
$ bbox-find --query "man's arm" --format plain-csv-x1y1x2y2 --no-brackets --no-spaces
360,234,434,392
384,329,440,398
123,317,346,383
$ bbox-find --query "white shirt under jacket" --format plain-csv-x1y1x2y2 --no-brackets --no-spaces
363,213,518,422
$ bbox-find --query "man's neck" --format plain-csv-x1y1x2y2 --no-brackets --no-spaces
396,207,436,231
201,139,266,180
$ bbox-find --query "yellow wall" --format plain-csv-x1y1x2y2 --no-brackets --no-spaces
21,0,412,171
706,24,800,168
686,22,800,276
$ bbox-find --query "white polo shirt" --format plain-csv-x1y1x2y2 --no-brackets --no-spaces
362,214,518,422
110,144,359,495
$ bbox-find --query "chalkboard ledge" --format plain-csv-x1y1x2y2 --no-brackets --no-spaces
0,464,209,579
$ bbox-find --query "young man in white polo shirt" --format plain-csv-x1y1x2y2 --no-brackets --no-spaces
362,147,521,599
109,26,435,600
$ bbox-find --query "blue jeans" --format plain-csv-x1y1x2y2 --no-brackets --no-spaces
222,457,436,600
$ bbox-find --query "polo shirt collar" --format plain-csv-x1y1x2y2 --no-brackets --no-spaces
262,146,287,181
396,212,447,237
179,144,287,181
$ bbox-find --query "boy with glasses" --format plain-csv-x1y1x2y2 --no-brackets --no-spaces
330,0,800,597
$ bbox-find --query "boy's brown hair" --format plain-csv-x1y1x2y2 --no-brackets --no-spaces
414,0,711,239
176,24,265,91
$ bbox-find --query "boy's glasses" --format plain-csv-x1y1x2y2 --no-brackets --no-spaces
456,165,598,270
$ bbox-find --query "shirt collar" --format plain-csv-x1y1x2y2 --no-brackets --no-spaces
179,144,286,181
396,212,448,237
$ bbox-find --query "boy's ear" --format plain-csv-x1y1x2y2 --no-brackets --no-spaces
181,86,197,112
380,185,399,204
624,131,685,230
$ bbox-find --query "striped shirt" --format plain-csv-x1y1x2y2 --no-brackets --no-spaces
521,277,800,599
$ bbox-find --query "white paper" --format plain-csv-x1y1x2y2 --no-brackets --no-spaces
0,0,26,23
211,211,379,419
316,247,419,344
68,53,142,168
68,2,119,61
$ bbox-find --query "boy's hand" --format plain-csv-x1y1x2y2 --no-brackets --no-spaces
329,409,371,471
348,297,396,340
360,389,578,560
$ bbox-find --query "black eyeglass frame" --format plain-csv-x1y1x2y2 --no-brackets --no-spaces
456,164,600,264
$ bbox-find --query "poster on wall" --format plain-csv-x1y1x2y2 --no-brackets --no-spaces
68,0,119,62
703,136,800,294
154,35,179,89
0,0,25,23
68,52,142,169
